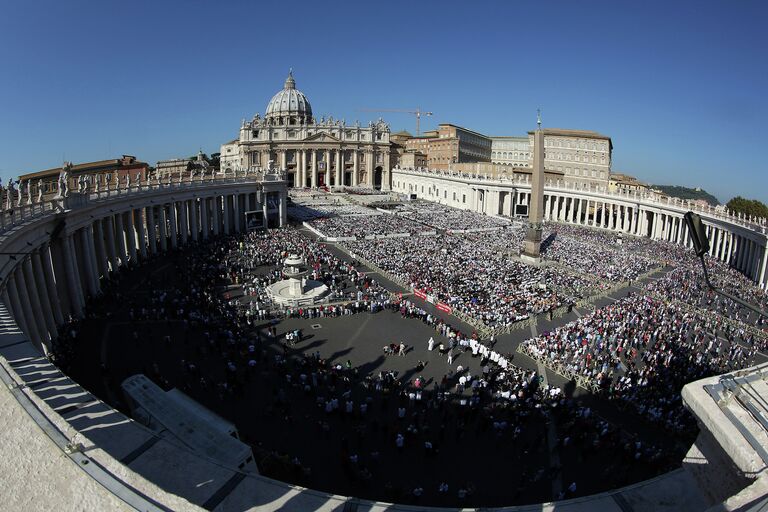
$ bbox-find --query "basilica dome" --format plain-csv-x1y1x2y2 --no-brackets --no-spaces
265,71,313,124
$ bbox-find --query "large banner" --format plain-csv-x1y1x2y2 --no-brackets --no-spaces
414,288,427,300
436,302,453,314
244,211,264,231
414,288,452,314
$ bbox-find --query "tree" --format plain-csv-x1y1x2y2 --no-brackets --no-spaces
726,196,768,218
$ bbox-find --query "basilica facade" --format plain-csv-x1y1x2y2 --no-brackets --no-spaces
220,72,393,189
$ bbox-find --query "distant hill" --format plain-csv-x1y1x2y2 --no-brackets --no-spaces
650,184,719,206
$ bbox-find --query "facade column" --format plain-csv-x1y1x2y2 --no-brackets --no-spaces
33,249,59,337
323,149,330,186
366,151,374,186
40,245,65,324
336,149,342,187
544,196,551,221
280,149,287,170
352,150,359,187
147,207,158,254
311,150,318,188
200,198,209,240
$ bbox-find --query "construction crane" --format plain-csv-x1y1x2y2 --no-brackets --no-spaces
356,108,433,136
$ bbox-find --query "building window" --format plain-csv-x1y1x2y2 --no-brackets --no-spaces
462,194,466,203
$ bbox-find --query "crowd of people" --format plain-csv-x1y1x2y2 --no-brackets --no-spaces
344,234,591,328
310,214,430,239
522,292,760,433
44,195,768,507
401,202,512,232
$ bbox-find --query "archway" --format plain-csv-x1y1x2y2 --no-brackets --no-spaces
374,166,383,189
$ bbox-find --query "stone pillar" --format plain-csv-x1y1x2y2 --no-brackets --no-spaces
114,213,128,266
21,257,48,348
280,149,287,170
169,203,179,248
233,194,241,233
94,219,109,279
576,198,583,224
179,201,189,245
279,191,287,226
758,245,768,287
352,150,359,187
79,227,98,296
366,151,374,187
104,216,118,271
222,196,231,235
159,206,169,251
136,208,147,259
38,246,64,326
190,199,199,241
62,234,84,317
126,212,138,263
262,193,269,228
147,207,158,254
28,253,59,342
6,273,32,341
311,150,318,188
200,198,209,240
323,149,330,186
212,196,221,236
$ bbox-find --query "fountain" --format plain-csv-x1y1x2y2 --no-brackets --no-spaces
265,254,330,306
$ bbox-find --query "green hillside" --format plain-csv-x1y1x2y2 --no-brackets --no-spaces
650,184,719,206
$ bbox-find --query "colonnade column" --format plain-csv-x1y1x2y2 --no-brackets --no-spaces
212,197,221,236
114,213,128,265
104,216,118,271
6,273,32,342
94,219,109,279
169,203,178,249
200,198,209,240
39,246,64,325
179,201,189,245
62,234,84,317
190,199,199,241
233,195,241,233
32,249,59,339
158,206,169,252
21,257,48,349
126,212,138,263
79,227,98,296
136,208,147,259
147,207,157,254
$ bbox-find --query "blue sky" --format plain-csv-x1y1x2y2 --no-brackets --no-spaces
1,0,766,203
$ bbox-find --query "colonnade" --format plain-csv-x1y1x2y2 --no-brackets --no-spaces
1,185,288,353
393,168,768,289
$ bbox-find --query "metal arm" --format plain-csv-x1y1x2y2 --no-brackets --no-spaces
698,254,767,318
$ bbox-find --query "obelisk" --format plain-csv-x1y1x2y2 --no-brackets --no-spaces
521,111,544,264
